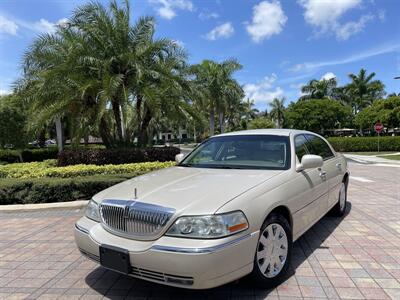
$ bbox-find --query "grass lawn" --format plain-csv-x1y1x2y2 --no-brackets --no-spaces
344,151,398,156
377,155,400,161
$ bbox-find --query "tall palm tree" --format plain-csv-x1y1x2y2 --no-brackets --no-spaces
301,78,337,100
19,0,192,147
191,59,243,135
345,68,385,113
269,98,285,128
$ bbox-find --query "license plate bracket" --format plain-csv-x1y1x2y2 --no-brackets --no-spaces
99,245,130,274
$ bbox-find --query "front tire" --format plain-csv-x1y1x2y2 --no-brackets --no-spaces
331,181,347,217
250,213,292,288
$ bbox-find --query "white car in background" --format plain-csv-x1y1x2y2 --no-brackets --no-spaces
75,129,349,289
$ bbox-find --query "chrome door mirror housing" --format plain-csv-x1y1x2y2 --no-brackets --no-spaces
296,154,323,172
175,153,185,163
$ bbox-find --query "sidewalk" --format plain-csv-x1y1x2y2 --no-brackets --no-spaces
343,152,400,165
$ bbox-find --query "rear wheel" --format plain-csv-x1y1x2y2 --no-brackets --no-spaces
331,181,347,217
251,213,292,288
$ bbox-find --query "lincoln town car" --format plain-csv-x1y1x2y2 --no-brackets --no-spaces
74,129,349,289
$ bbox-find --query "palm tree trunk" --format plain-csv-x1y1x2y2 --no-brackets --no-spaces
99,116,113,148
209,108,215,136
138,107,152,146
219,110,225,133
55,117,64,153
111,99,124,141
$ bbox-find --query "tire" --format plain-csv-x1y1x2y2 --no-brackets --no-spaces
250,213,292,288
331,180,347,217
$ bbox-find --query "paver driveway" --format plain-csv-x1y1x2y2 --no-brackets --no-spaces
0,161,399,299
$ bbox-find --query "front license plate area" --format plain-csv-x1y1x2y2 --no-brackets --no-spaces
99,245,130,274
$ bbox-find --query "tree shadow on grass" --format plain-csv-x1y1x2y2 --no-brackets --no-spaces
85,202,352,299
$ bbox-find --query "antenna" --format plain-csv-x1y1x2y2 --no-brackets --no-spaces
134,188,137,199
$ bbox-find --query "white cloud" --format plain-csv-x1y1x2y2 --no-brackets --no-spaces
0,15,18,35
298,0,377,40
378,10,385,22
335,14,374,40
198,11,219,21
173,39,185,48
246,1,287,43
290,42,400,72
0,89,11,96
149,0,194,20
321,72,336,80
205,22,234,41
243,74,285,105
33,18,56,33
298,0,361,29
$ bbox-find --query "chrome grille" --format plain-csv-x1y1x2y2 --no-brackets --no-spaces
99,199,175,239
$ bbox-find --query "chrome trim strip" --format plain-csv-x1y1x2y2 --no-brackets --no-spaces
151,231,258,254
75,223,90,235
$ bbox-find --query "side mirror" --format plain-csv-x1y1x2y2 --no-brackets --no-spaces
296,154,323,172
175,153,185,163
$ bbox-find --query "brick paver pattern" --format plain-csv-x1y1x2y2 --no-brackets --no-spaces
0,162,399,299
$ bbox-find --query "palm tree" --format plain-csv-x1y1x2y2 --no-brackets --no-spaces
301,78,337,100
19,0,192,147
191,59,243,135
345,68,385,113
269,98,285,128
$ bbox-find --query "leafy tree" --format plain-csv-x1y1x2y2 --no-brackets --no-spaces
300,78,337,100
269,98,285,128
191,59,243,135
285,99,352,134
345,68,385,113
247,117,275,129
354,96,400,131
0,95,29,148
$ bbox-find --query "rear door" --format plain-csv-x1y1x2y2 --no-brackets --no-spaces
291,134,329,238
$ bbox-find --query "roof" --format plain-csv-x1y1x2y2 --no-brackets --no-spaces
215,129,311,137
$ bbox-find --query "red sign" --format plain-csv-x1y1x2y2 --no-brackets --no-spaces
374,122,384,134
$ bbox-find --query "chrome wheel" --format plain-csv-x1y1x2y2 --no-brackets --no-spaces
256,223,288,278
339,183,346,211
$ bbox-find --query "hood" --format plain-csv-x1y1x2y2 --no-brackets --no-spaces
93,166,282,215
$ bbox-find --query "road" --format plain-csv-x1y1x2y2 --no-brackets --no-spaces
0,161,399,299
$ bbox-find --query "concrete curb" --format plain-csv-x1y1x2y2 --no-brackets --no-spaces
0,200,89,213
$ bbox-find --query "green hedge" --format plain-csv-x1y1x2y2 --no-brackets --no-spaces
327,136,400,152
0,148,58,163
0,174,133,205
0,160,175,179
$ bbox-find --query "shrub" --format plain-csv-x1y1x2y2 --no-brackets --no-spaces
0,174,133,205
328,136,400,152
0,160,175,179
0,148,58,163
58,147,180,166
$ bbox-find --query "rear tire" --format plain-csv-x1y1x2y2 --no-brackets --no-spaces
250,213,292,288
331,181,347,217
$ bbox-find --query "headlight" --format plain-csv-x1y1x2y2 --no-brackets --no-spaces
166,211,248,239
85,199,100,222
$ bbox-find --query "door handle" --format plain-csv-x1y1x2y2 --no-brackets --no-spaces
319,170,327,179
336,163,342,169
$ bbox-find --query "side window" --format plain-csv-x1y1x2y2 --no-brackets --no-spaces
305,134,334,160
294,135,309,161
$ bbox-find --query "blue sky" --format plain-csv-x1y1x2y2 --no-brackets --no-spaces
0,0,399,110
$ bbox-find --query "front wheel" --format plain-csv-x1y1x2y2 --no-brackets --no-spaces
250,214,292,288
331,181,347,217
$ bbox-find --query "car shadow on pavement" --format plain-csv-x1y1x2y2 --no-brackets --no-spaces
84,202,352,299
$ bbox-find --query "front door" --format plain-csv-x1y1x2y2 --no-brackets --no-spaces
291,134,329,238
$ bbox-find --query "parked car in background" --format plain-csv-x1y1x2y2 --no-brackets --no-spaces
75,129,349,289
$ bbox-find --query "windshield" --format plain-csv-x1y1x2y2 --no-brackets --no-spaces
180,135,291,170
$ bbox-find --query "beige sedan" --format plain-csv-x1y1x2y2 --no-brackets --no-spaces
75,129,349,289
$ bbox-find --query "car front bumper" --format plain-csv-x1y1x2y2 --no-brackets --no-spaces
74,216,258,289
